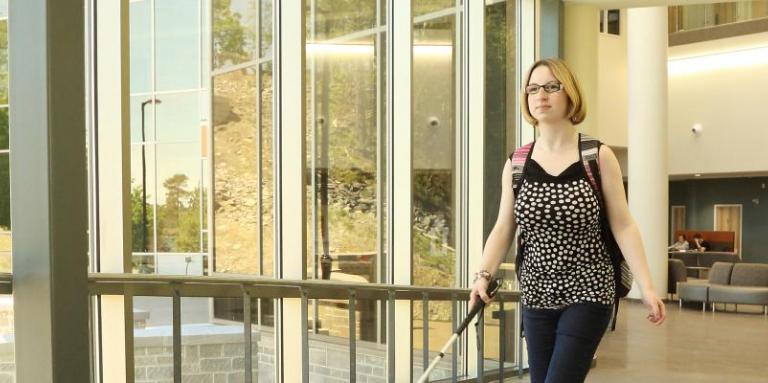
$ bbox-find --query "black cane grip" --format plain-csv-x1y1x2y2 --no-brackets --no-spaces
455,278,501,335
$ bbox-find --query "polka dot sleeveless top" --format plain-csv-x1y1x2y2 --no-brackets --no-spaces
514,156,615,309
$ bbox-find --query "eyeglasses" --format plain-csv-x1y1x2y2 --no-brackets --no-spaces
525,82,563,95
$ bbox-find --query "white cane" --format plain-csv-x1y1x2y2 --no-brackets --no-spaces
416,278,502,383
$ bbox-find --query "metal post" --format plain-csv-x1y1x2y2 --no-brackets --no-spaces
301,288,309,383
387,290,396,383
244,288,253,383
422,293,429,374
517,302,523,378
172,287,182,383
499,299,505,382
451,295,457,383
349,290,357,383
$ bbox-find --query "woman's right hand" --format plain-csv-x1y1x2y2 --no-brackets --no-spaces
468,277,492,309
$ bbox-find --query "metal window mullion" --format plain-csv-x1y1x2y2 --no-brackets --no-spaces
308,0,320,337
254,0,264,278
454,0,465,304
464,0,484,378
276,1,307,383
374,0,385,345
151,0,160,264
92,0,135,381
271,0,282,377
387,1,413,382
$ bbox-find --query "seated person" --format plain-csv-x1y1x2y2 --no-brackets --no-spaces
692,233,710,252
668,234,690,251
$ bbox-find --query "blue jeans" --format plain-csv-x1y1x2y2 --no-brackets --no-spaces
522,302,613,383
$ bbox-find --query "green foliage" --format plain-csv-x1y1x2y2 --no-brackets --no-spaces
131,174,201,253
213,0,253,68
157,174,201,252
131,182,154,252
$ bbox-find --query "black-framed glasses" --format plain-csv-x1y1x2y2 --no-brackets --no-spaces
525,82,563,95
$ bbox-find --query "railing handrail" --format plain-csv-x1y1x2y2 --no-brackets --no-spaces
88,272,520,302
0,273,11,295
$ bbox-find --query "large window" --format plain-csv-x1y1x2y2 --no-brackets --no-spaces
130,0,209,275
211,0,275,277
304,3,388,379
90,0,524,380
410,1,462,379
305,1,387,285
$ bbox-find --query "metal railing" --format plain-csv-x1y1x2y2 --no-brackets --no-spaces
0,273,11,294
89,273,524,382
669,2,768,34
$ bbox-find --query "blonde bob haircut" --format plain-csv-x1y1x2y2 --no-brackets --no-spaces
521,58,587,126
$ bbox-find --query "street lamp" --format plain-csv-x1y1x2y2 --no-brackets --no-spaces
140,98,161,254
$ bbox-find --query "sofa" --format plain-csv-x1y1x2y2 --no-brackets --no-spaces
669,251,740,278
677,262,768,315
676,262,732,311
709,263,768,312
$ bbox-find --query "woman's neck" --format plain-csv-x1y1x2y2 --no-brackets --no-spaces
536,121,578,152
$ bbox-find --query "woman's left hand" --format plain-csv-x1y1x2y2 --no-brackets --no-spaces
641,289,666,325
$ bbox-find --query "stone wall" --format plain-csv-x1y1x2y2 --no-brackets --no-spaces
133,325,456,383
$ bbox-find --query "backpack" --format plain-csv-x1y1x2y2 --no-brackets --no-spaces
509,133,633,331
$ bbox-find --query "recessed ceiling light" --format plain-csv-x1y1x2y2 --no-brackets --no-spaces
694,174,701,177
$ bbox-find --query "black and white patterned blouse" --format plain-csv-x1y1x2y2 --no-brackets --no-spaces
514,158,615,308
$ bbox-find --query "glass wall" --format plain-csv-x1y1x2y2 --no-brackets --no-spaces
124,1,279,380
669,1,768,33
211,0,275,277
411,1,462,378
304,1,388,380
305,0,386,285
89,0,524,380
130,0,209,275
483,0,519,374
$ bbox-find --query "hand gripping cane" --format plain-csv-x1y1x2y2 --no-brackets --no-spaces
416,278,502,383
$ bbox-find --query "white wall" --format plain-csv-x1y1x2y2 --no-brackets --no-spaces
566,7,768,178
597,9,628,148
564,3,600,137
668,32,768,176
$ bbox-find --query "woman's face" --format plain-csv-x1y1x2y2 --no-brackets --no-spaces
527,66,569,124
678,235,685,242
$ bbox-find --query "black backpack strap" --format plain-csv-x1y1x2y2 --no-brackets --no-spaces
580,134,626,331
509,142,534,338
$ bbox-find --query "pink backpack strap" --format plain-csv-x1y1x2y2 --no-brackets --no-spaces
509,142,534,197
579,133,602,194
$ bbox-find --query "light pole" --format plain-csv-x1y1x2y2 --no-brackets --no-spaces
140,98,161,255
